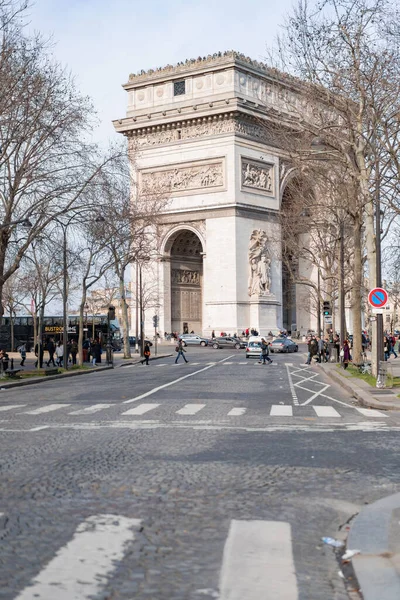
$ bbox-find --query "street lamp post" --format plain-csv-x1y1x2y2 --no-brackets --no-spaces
135,263,139,354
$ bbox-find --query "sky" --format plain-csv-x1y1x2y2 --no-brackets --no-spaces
26,0,295,145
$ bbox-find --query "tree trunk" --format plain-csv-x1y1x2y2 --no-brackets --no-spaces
78,292,87,366
119,271,131,359
10,312,14,352
37,303,45,370
351,214,363,366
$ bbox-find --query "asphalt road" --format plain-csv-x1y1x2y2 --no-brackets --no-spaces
1,346,400,599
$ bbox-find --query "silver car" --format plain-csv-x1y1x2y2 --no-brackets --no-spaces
245,341,262,359
180,334,208,347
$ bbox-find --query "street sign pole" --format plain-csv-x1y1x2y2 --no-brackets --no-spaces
368,287,388,377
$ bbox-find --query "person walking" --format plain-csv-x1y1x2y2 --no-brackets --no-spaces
259,338,273,365
141,343,151,365
70,341,78,365
46,338,56,367
342,339,351,369
388,334,398,359
92,339,102,366
18,343,27,367
175,339,188,364
317,337,324,363
55,341,64,367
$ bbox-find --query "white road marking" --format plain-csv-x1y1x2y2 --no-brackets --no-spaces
0,404,26,412
21,404,71,415
14,514,141,600
355,407,388,418
222,362,233,365
123,356,235,404
238,362,248,365
29,426,50,431
270,405,293,416
69,404,112,415
286,364,299,406
122,403,161,416
156,364,167,367
219,520,298,600
312,405,341,418
176,404,206,415
227,408,247,416
299,383,331,406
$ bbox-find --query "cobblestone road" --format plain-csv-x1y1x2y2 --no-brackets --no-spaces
1,348,399,599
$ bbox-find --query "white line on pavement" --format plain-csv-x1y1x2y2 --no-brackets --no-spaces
14,514,141,600
69,404,113,415
355,407,388,418
123,355,235,404
176,404,206,415
270,405,293,416
122,403,161,416
238,362,248,364
21,404,71,415
227,408,247,416
286,365,299,406
219,520,298,600
312,405,341,418
0,404,27,411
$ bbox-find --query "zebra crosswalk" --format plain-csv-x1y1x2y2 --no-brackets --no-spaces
0,401,390,422
7,513,299,600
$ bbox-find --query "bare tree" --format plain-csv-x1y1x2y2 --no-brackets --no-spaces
0,1,122,320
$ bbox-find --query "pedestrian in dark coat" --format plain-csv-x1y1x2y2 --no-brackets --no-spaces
92,340,102,366
46,338,56,367
342,340,351,369
141,343,151,365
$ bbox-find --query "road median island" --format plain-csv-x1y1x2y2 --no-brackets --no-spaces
320,363,400,411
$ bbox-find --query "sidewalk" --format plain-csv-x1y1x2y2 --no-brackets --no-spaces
347,492,400,600
320,362,400,410
0,349,173,390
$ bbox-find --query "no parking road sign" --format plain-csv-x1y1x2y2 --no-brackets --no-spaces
368,287,388,309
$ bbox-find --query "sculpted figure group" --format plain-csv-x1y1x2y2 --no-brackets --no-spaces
248,229,272,297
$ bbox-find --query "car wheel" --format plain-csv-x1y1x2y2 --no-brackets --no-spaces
212,343,219,349
234,343,240,349
294,346,298,352
182,341,187,347
270,349,274,353
200,341,206,347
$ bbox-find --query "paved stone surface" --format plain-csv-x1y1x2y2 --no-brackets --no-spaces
1,347,399,599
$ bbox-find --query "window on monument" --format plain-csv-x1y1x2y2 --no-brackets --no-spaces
174,80,185,96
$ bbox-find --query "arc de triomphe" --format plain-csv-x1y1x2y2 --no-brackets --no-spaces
114,52,314,337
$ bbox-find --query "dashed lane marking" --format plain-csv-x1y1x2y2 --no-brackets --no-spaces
176,404,206,415
312,405,341,418
285,364,299,406
219,520,298,600
21,404,71,415
270,405,293,416
355,407,388,418
122,403,161,416
69,404,112,415
227,408,247,416
0,404,27,411
14,514,141,600
123,355,235,404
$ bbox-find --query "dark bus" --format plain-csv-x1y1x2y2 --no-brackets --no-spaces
0,314,121,351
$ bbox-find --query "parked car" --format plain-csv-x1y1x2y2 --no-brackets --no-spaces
180,334,208,347
210,336,246,349
269,338,298,353
245,340,262,359
127,336,153,347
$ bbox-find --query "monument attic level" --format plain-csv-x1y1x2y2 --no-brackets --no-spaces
113,52,316,337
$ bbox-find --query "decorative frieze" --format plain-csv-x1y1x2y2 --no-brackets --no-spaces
129,116,267,148
241,158,274,194
171,269,200,285
248,229,272,297
140,159,224,196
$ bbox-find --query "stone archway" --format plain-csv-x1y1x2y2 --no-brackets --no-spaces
168,230,203,334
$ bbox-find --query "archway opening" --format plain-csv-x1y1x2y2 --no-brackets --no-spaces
169,230,203,334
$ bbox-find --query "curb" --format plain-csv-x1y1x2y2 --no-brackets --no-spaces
0,365,113,390
320,364,400,410
348,492,400,600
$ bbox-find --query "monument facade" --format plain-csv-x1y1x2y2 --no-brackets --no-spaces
113,52,315,337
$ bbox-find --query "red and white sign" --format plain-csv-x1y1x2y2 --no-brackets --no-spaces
368,287,388,308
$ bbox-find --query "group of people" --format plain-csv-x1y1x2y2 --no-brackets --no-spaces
305,335,338,366
384,333,399,361
28,338,104,368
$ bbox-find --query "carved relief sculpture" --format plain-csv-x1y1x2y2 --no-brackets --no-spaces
248,229,271,297
141,161,223,195
242,159,273,194
171,269,200,285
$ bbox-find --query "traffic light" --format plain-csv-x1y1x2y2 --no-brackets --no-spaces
108,305,116,320
153,315,159,328
323,300,331,316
